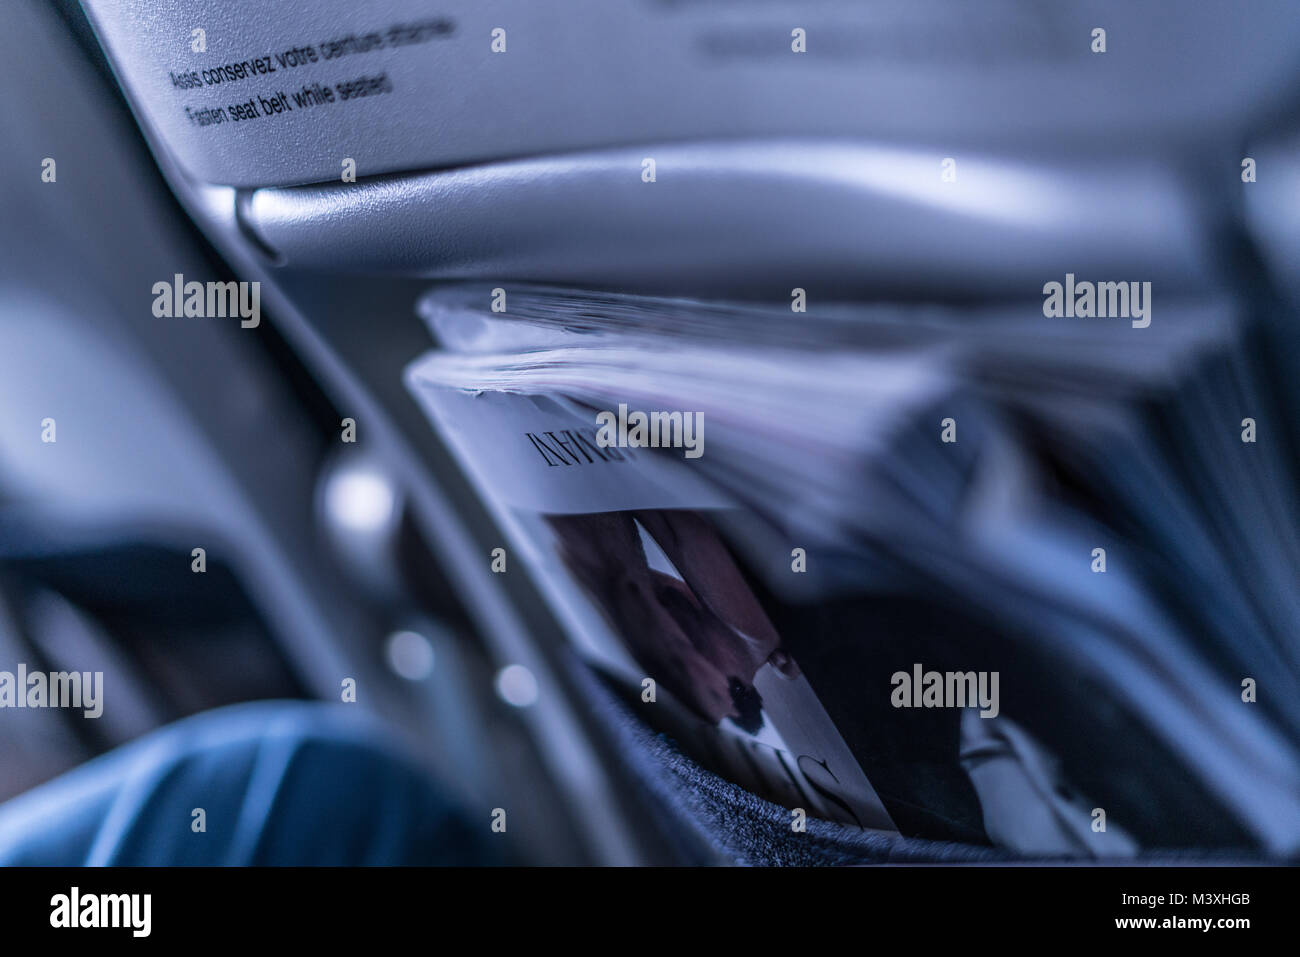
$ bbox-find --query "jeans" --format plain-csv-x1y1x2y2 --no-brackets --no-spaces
0,700,488,866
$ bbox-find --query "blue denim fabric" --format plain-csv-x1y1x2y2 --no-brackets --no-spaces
0,700,489,866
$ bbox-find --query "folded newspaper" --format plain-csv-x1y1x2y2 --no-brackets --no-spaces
406,283,1300,855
